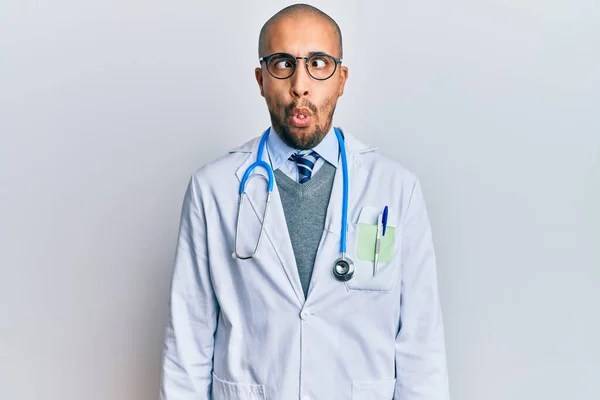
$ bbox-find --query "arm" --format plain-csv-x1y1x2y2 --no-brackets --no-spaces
160,175,219,399
394,178,450,399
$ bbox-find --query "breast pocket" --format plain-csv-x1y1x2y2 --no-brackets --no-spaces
344,207,401,292
352,378,396,400
211,373,266,400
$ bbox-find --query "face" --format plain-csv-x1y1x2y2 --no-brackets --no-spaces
255,15,348,150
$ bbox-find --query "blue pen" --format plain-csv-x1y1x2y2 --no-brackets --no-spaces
382,206,389,236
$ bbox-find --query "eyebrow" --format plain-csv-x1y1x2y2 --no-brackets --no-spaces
306,51,331,57
273,50,333,57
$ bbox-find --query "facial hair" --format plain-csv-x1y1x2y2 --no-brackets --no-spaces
268,98,336,150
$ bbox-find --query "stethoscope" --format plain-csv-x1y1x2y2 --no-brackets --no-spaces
232,126,355,282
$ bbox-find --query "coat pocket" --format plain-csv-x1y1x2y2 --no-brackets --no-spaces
344,222,401,292
212,372,266,400
351,378,396,400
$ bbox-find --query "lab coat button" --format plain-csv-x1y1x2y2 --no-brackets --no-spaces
300,310,310,320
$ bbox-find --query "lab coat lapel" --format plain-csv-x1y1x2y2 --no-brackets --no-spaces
234,139,305,306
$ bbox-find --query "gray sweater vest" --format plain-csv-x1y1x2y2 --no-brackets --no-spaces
274,162,336,298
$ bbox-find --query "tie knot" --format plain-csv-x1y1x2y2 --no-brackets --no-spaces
289,150,319,163
289,150,320,183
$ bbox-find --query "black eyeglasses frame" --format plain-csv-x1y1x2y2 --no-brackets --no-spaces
258,52,343,81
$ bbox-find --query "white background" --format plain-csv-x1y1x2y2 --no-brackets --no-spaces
1,0,599,399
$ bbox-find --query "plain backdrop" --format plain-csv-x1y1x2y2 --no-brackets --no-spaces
1,0,599,399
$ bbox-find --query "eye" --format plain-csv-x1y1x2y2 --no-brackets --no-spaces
272,57,294,70
275,60,291,69
310,57,329,69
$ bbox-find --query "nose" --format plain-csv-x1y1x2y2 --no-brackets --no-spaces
290,59,311,98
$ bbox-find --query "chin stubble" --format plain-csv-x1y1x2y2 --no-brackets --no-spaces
269,98,336,150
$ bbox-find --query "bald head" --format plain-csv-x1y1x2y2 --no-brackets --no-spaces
258,3,343,58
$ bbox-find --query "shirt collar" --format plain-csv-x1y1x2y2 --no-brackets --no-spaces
266,125,339,170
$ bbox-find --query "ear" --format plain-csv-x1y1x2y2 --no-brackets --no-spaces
338,65,349,97
255,67,264,97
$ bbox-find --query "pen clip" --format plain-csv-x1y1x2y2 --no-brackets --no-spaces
382,206,389,236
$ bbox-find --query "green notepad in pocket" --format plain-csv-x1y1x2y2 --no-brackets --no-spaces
357,223,396,263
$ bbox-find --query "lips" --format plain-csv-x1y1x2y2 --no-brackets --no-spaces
289,107,312,127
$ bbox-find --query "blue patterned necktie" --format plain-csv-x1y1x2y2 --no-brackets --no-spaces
289,150,320,183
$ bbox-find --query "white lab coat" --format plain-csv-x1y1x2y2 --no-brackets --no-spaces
160,129,450,400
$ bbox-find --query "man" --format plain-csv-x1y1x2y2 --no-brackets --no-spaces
160,4,449,399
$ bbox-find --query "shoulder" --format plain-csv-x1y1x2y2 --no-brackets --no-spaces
343,127,419,187
188,135,260,184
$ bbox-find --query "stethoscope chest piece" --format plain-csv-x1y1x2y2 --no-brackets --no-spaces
332,257,354,282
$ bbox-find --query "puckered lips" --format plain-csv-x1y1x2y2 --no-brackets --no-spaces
289,107,313,127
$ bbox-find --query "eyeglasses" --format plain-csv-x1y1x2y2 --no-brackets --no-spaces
259,52,342,80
